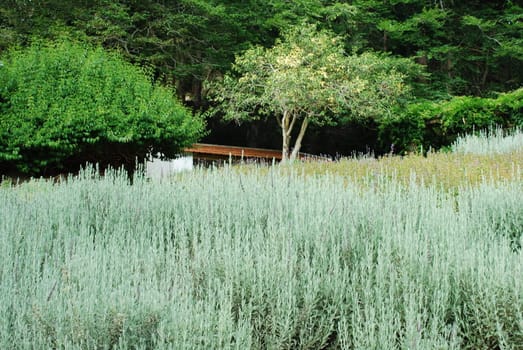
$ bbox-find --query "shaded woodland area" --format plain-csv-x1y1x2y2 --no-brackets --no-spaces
1,0,522,169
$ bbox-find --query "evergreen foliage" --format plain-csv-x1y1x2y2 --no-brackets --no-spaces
0,0,522,155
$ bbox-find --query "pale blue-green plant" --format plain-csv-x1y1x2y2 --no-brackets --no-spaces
452,127,523,155
0,166,521,349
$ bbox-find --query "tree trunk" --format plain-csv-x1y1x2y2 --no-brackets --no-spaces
281,110,290,162
282,132,290,163
481,57,489,92
289,116,309,162
416,55,428,66
191,78,202,108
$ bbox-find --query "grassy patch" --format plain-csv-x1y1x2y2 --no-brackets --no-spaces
282,149,522,190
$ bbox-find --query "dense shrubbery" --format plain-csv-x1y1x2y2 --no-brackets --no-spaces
379,88,523,154
439,89,523,134
0,41,203,176
0,1,521,156
379,101,435,153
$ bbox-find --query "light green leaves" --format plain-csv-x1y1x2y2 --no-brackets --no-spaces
0,41,203,175
211,23,415,160
216,24,414,123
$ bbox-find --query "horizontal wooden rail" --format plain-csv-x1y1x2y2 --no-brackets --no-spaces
183,143,330,161
184,143,283,159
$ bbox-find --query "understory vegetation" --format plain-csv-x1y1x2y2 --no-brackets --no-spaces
1,132,521,349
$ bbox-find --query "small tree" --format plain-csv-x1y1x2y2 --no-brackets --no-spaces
0,41,204,176
211,24,415,161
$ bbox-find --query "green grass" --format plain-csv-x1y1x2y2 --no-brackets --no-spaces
272,151,521,193
1,160,522,349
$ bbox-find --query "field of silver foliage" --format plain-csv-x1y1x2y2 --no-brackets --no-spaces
1,131,522,349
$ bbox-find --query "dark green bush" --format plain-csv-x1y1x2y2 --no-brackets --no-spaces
378,101,438,154
437,88,523,142
494,87,523,126
379,88,523,153
0,41,204,176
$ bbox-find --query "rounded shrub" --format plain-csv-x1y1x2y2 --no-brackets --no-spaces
0,41,204,176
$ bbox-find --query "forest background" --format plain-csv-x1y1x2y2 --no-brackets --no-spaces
1,0,522,164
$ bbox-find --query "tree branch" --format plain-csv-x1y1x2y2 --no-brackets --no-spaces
290,116,309,161
288,111,298,136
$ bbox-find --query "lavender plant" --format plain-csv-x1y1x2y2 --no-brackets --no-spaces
0,165,521,349
452,127,523,155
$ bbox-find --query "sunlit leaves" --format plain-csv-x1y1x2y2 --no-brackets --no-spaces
211,23,417,160
0,41,203,175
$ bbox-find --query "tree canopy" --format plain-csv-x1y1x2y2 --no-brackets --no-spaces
0,41,203,176
0,0,521,158
211,25,416,161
